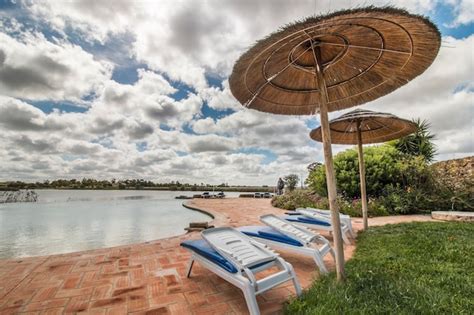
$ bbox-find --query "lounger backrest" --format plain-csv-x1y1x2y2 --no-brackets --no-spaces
260,214,316,244
305,207,351,220
299,209,335,225
202,227,277,269
306,207,330,215
296,208,329,217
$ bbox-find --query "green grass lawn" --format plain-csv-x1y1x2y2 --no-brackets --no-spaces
286,222,474,314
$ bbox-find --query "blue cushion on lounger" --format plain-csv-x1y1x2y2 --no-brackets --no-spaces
285,211,301,216
181,239,274,273
181,239,238,273
237,226,303,247
282,215,331,227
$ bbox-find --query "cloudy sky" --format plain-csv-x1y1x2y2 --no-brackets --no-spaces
0,0,472,185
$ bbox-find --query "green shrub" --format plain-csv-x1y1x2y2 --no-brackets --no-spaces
275,152,471,215
335,197,360,217
306,145,405,199
332,197,390,217
306,146,440,200
271,190,320,210
304,144,468,214
376,185,436,215
271,191,390,217
367,198,390,216
304,163,328,198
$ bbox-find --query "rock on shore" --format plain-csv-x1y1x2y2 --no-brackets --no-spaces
0,190,38,203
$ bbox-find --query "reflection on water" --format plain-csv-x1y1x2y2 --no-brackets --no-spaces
0,190,235,259
65,194,154,202
120,195,152,200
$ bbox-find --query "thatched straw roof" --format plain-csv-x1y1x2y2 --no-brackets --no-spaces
309,109,418,144
229,6,440,115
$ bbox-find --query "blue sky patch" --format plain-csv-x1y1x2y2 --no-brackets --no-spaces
112,62,148,85
206,75,224,89
432,2,473,39
170,81,196,100
201,103,235,119
159,124,173,131
304,117,320,130
61,154,83,161
26,100,88,114
136,141,148,152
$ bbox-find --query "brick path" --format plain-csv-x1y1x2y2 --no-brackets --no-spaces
0,198,433,314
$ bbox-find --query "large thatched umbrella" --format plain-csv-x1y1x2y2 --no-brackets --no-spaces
229,6,440,281
310,109,418,230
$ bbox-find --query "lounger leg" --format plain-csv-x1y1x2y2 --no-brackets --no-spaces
287,263,302,296
346,221,356,238
313,253,328,274
186,257,194,278
341,230,351,245
242,285,260,315
350,228,356,238
329,248,336,261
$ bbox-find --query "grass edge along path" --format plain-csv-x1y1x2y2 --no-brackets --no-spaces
285,222,474,314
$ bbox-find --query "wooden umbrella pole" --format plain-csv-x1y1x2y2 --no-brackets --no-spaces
313,44,346,281
356,122,369,230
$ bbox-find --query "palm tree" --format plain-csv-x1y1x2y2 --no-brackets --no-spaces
392,119,436,162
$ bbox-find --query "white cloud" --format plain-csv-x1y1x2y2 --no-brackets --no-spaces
0,1,472,184
27,0,136,43
0,96,65,131
0,32,112,102
186,134,238,153
445,0,474,27
133,149,177,167
199,80,242,111
363,35,474,160
23,0,447,89
91,70,201,131
12,134,60,154
143,93,202,128
191,117,216,134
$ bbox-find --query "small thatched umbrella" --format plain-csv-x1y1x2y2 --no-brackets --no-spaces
310,109,418,230
229,6,440,281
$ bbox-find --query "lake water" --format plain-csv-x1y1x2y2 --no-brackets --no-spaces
0,190,238,259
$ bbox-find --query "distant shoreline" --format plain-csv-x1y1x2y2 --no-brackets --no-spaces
0,187,275,193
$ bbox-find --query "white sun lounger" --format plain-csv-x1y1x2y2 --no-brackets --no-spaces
181,227,302,315
282,211,352,245
296,207,356,237
239,214,334,273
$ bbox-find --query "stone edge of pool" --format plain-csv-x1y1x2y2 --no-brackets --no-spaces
181,201,215,219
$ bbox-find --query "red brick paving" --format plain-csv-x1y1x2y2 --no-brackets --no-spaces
0,198,433,314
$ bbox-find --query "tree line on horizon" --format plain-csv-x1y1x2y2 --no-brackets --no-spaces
0,178,273,191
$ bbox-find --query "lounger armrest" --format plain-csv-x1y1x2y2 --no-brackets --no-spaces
255,267,295,294
261,214,319,245
249,239,279,256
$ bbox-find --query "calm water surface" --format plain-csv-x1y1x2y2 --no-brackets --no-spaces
0,190,238,259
